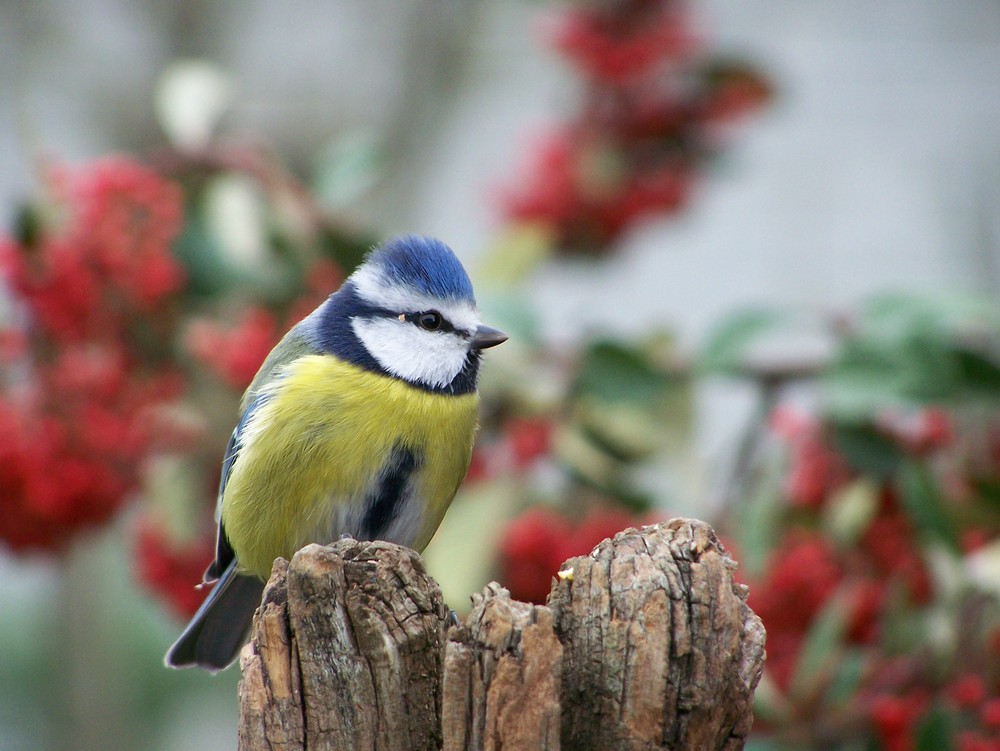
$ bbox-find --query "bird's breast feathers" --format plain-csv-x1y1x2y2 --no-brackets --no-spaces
221,353,479,577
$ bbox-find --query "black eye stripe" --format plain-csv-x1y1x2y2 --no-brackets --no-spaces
402,310,462,335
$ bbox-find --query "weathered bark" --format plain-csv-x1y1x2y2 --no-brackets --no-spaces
442,582,562,750
549,519,766,751
238,557,303,751
238,540,449,751
237,520,765,751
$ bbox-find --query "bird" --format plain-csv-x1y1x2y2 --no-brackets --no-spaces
165,235,507,671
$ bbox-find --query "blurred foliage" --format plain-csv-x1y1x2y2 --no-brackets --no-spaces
703,294,1000,750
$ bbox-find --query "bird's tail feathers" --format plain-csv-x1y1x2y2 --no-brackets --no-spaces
164,562,264,672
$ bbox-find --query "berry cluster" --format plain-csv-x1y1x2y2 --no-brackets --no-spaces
738,405,1000,749
501,0,770,253
4,157,184,339
186,307,281,390
0,158,187,551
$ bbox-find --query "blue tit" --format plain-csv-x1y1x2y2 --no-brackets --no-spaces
165,235,507,671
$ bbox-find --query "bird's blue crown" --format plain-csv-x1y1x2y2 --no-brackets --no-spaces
366,235,475,303
303,235,482,395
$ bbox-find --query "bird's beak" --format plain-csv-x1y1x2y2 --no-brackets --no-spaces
471,324,508,350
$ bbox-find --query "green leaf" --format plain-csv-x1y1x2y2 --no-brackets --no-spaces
973,478,1000,506
699,307,788,375
732,451,786,579
822,346,901,417
788,588,850,700
203,173,269,274
878,581,928,653
824,331,960,414
865,290,1000,334
823,478,880,548
823,648,866,708
825,291,1000,415
554,423,653,512
317,226,378,276
914,702,954,751
477,225,554,287
894,333,963,402
899,460,959,551
746,672,793,727
12,203,42,248
144,453,218,542
577,401,667,462
172,211,232,297
423,480,524,616
954,347,1000,400
600,481,655,514
831,422,906,479
862,292,942,334
574,340,673,406
313,130,383,208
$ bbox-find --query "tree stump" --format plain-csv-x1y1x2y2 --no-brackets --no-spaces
237,519,765,751
550,518,766,750
238,540,448,751
442,582,562,750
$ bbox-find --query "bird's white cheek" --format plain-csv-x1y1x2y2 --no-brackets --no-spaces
351,318,468,389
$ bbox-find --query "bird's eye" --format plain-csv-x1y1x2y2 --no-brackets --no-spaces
417,311,443,331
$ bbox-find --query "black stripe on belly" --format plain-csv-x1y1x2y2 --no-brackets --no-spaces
362,445,420,540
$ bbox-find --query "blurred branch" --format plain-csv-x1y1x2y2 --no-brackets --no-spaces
716,356,828,513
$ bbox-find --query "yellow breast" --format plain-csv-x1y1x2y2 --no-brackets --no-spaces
221,354,479,578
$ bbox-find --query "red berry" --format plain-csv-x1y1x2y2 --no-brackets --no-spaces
949,674,987,709
981,698,1000,729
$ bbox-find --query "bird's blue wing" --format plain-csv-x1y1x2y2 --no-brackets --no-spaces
203,393,269,582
